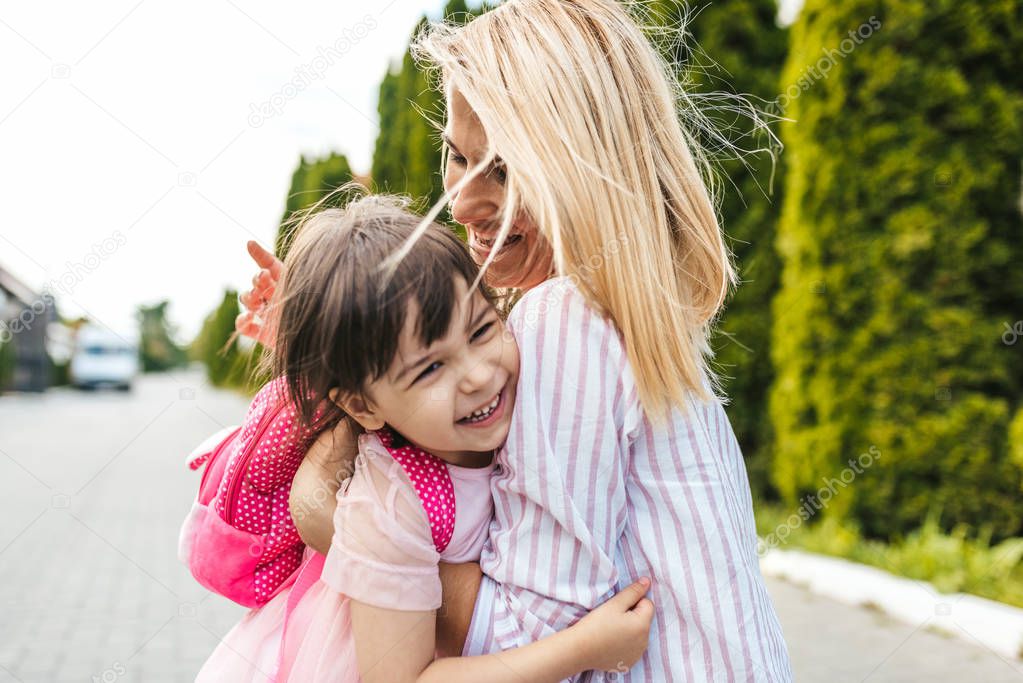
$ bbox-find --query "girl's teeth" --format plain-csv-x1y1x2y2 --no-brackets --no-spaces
463,393,500,422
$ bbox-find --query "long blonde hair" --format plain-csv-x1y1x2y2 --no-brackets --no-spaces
411,0,738,419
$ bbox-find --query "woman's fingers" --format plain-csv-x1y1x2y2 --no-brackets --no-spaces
246,241,283,279
240,279,275,314
235,311,261,337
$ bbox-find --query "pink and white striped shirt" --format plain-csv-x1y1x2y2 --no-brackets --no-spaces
463,277,792,682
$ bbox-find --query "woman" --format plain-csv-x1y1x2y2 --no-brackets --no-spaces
238,0,792,680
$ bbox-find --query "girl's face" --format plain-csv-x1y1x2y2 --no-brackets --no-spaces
356,277,519,463
443,88,555,290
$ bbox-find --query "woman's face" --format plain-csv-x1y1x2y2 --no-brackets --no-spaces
442,88,555,290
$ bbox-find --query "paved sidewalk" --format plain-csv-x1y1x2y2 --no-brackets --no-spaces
0,370,247,682
0,370,1019,681
767,576,1023,682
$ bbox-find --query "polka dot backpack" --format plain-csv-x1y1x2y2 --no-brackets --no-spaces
177,377,320,608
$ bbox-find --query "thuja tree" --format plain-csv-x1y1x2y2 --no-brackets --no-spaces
769,0,1023,539
646,0,788,498
371,0,473,207
275,152,354,259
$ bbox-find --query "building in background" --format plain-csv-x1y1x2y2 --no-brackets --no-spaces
0,263,55,393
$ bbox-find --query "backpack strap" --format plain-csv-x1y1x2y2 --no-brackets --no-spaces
277,429,457,679
374,428,456,554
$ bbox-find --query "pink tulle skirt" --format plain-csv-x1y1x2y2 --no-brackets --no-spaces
196,551,360,682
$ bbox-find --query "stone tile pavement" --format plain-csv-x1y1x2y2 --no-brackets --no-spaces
1,370,1019,682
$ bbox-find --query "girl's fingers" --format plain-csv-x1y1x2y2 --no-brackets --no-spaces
632,597,655,621
610,578,651,611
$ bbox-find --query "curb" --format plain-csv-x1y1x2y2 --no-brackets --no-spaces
759,548,1023,661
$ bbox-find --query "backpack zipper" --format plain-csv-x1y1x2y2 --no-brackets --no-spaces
224,405,281,525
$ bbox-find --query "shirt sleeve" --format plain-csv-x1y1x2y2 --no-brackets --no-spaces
321,433,441,612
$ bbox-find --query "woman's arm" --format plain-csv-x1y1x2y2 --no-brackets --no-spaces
290,419,360,554
351,579,654,683
435,561,483,657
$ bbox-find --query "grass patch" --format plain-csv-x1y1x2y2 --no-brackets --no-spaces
754,504,1023,609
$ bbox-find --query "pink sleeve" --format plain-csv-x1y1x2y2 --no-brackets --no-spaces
320,433,441,611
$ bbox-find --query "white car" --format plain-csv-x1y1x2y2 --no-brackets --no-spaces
70,325,139,390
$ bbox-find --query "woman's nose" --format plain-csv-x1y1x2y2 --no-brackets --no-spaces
450,173,499,227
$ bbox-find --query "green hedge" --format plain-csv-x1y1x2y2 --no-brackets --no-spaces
769,0,1023,540
647,0,789,499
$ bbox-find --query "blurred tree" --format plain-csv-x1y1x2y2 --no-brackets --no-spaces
0,337,14,391
370,0,473,209
275,152,354,260
137,301,187,372
647,0,788,499
769,1,1023,540
192,290,251,389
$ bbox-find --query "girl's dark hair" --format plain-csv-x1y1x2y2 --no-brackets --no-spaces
270,192,488,431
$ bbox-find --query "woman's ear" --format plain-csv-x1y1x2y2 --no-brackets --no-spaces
328,388,385,431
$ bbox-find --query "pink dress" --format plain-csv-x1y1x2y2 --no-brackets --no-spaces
196,431,496,682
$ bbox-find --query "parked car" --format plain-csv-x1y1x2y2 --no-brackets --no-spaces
70,325,138,391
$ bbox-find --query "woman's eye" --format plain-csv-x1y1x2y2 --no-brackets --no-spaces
490,164,507,184
472,322,494,341
413,361,442,384
449,153,467,166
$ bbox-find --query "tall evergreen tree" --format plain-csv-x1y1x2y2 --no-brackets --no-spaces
136,301,187,372
192,290,244,388
647,0,788,498
769,1,1023,539
370,0,473,208
275,152,354,259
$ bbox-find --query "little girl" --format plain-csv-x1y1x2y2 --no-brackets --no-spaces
197,194,653,682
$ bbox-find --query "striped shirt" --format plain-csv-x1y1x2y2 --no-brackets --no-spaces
464,277,793,682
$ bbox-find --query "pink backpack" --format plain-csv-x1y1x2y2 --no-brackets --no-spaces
177,377,321,608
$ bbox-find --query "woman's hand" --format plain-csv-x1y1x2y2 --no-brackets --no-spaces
574,578,654,674
235,240,283,348
290,418,361,555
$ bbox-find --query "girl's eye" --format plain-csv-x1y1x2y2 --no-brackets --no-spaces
472,321,494,341
413,361,442,384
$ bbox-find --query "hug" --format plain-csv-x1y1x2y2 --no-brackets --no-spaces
184,0,793,680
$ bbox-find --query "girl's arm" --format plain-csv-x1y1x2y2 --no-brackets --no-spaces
351,578,654,683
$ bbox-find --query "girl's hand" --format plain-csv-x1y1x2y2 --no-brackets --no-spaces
235,240,283,348
575,578,654,674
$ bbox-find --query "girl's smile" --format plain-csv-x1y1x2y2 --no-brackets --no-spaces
341,275,519,467
456,386,509,428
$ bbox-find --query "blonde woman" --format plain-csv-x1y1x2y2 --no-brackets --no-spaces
237,0,793,679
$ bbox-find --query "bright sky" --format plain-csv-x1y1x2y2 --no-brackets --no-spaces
0,0,450,342
0,0,801,344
